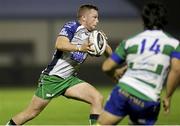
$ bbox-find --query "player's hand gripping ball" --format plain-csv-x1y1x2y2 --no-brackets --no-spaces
88,30,107,56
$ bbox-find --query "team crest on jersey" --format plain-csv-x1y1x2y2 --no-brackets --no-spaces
64,21,76,28
60,28,68,36
70,52,87,63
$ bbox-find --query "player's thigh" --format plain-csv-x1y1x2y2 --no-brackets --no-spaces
129,100,160,125
64,82,102,104
98,110,123,125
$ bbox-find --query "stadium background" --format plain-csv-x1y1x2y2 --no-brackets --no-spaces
0,0,180,125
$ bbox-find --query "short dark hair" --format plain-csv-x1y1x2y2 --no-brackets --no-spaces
142,1,167,30
77,4,98,19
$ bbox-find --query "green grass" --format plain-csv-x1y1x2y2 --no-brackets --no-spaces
0,86,180,125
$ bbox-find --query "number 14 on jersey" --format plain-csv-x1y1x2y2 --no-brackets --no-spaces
140,38,160,54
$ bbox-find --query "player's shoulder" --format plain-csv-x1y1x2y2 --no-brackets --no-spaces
129,30,178,42
59,20,81,36
123,31,143,44
163,31,179,43
63,20,81,29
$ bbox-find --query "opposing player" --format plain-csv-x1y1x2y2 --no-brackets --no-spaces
97,1,180,125
6,4,112,125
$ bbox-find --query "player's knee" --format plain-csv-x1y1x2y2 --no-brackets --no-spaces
92,92,104,105
98,93,104,103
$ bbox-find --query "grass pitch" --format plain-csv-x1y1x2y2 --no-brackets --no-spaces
0,86,180,125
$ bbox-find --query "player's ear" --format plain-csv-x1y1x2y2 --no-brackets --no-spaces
81,15,86,21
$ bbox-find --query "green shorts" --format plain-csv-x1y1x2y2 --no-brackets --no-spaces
35,74,85,100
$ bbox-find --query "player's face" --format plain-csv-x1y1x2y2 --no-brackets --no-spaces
84,9,99,31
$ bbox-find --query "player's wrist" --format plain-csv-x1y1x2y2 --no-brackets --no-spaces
76,45,81,51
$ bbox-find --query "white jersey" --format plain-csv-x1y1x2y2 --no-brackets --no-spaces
111,30,180,101
43,21,90,78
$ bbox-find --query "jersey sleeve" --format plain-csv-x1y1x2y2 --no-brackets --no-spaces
58,21,79,41
110,40,126,64
171,43,180,59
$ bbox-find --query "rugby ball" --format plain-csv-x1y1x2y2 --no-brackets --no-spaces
88,30,107,56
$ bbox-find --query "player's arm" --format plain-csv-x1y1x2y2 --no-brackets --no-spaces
102,57,118,75
103,44,112,58
102,40,127,81
102,53,126,82
113,64,128,80
55,36,93,52
163,58,180,113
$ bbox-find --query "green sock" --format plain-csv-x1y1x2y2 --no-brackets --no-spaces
89,114,99,125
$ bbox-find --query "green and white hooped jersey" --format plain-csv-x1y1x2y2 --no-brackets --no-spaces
43,21,90,78
111,30,180,101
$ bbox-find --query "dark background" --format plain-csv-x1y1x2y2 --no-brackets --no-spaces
0,0,179,87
